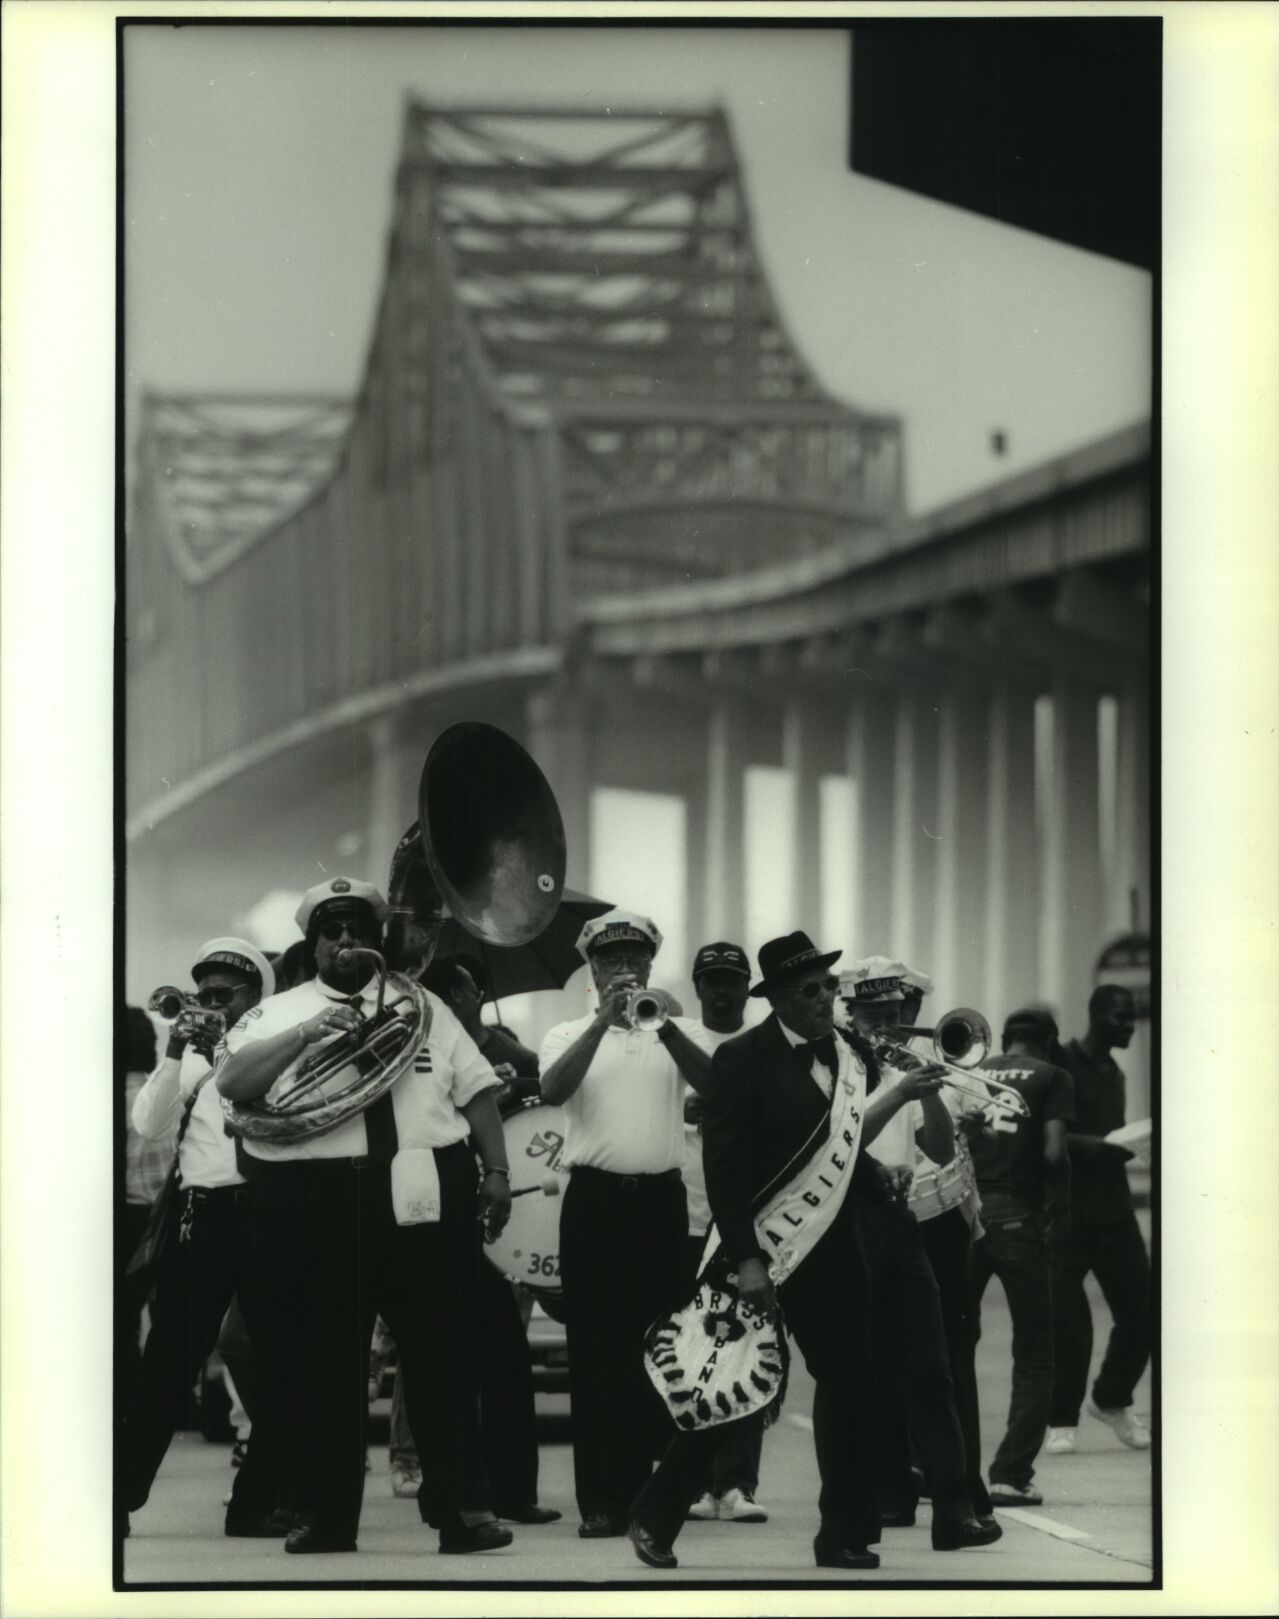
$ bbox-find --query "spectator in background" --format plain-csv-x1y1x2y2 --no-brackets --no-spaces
964,1008,1073,1508
1046,986,1151,1454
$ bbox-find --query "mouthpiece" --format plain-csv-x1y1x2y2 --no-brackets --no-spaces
336,948,357,968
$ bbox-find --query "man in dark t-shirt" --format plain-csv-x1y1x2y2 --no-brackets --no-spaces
1045,985,1151,1454
965,1009,1073,1507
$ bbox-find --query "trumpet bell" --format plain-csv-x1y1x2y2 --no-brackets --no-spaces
148,985,189,1022
626,989,668,1033
932,1007,992,1070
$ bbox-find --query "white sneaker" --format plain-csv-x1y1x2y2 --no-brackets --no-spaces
988,1481,1044,1507
1087,1399,1151,1449
719,1487,768,1523
687,1492,719,1521
390,1464,422,1498
1044,1426,1077,1454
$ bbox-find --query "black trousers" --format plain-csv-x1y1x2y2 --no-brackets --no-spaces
859,1197,974,1534
971,1192,1054,1489
477,1261,541,1514
1049,1208,1151,1424
559,1165,688,1526
124,1184,247,1511
633,1196,878,1552
119,1202,153,1408
232,1143,488,1542
919,1208,990,1516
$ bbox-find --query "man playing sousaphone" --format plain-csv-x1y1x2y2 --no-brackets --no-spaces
215,876,515,1557
629,931,949,1573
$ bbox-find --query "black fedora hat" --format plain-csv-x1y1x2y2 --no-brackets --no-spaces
748,931,843,998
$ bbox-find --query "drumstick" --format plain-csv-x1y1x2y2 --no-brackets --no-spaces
509,1176,562,1200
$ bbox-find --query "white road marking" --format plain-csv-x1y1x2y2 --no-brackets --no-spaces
788,1413,814,1432
995,1507,1092,1541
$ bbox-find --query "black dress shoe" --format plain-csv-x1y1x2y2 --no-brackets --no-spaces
578,1513,626,1539
498,1504,562,1525
225,1510,291,1539
439,1520,515,1554
932,1516,1004,1551
814,1542,880,1569
976,1513,1000,1534
880,1508,917,1528
283,1526,358,1553
628,1521,678,1570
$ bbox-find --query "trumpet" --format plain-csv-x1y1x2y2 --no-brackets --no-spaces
865,1006,1030,1119
147,985,226,1052
624,987,669,1032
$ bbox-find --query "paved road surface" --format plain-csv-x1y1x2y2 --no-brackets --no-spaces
124,1258,1153,1588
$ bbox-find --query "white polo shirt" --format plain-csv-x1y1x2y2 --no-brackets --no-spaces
865,1071,924,1170
219,977,499,1162
682,1024,740,1237
132,1047,241,1189
540,1014,714,1175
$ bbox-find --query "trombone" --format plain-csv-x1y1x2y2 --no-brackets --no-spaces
865,1006,1030,1119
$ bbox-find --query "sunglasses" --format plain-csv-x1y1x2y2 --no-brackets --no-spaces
318,918,375,943
792,976,840,1001
195,985,240,1009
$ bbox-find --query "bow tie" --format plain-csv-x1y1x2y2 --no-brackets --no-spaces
795,1035,838,1074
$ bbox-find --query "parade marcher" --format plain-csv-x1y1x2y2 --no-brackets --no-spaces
122,1006,169,1400
844,959,1002,1551
629,932,941,1572
539,910,714,1540
680,942,770,1526
215,876,515,1556
1046,985,1152,1453
965,1008,1074,1506
124,939,275,1530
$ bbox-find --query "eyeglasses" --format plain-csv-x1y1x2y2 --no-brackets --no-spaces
792,976,840,1001
318,918,374,943
195,985,239,1009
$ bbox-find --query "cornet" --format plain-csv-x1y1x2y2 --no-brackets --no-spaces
864,1006,1030,1118
147,985,226,1051
624,987,669,1032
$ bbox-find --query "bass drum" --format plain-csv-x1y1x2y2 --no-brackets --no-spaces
486,1099,570,1314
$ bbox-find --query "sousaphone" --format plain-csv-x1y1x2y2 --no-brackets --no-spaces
223,722,565,1142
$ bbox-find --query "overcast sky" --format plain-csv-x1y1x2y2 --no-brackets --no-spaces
124,22,1152,514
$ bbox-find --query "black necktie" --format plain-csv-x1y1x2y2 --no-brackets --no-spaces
797,1035,838,1075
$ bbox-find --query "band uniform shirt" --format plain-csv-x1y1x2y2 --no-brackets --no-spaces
682,1025,739,1238
864,1070,924,1171
539,1014,714,1175
219,979,500,1162
132,1048,242,1188
967,1053,1075,1211
1055,1038,1133,1222
126,1071,177,1203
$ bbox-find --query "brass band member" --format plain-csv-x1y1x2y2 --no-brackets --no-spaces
539,910,714,1540
215,877,514,1556
124,938,274,1534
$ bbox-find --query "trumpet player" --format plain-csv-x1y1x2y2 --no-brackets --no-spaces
539,910,714,1540
124,937,275,1533
214,876,514,1557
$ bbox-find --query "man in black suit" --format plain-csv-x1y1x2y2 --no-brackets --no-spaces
628,932,947,1573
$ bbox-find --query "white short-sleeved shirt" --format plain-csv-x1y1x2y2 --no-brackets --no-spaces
865,1071,924,1170
682,1025,740,1237
219,977,499,1162
540,1014,714,1175
132,1048,241,1189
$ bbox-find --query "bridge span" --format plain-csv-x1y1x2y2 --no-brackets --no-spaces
126,104,1150,1088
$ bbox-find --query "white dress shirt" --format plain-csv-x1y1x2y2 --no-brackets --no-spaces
776,1015,837,1100
132,1048,241,1189
219,977,499,1162
682,1024,739,1238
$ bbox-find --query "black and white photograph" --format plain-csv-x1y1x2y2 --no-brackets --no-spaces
2,4,1277,1615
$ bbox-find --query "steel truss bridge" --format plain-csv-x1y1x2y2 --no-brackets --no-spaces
127,104,1151,1068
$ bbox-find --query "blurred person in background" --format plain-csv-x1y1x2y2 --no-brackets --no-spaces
964,1008,1074,1507
122,1006,171,1398
1046,986,1151,1454
124,939,275,1532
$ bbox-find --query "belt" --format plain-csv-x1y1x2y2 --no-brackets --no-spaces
570,1164,682,1190
241,1140,469,1177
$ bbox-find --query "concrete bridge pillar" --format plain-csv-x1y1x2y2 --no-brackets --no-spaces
367,710,415,882
525,682,594,893
701,694,748,946
982,684,1041,1024
1110,675,1151,934
933,686,990,1010
845,689,896,960
888,689,941,973
1040,678,1104,1026
782,698,826,937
